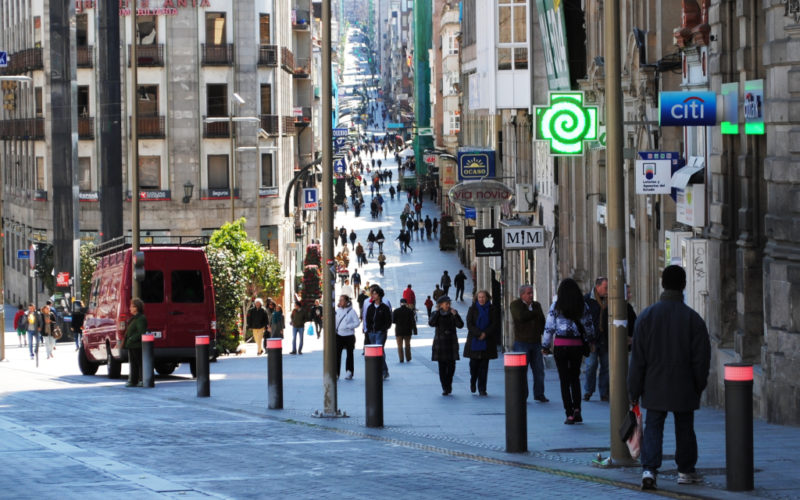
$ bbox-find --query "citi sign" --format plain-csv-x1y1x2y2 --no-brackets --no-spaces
659,91,718,127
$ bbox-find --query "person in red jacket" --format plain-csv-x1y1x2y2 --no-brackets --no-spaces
424,296,434,317
13,304,26,347
402,284,416,308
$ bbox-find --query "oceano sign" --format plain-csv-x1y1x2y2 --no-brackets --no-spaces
448,180,515,208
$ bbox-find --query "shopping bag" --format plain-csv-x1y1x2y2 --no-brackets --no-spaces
306,324,315,336
626,404,642,460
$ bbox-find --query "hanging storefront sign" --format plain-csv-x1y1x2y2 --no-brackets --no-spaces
676,185,705,227
502,226,545,250
534,92,598,156
456,148,495,180
448,180,514,208
635,151,681,194
744,79,764,135
535,0,571,91
720,82,739,135
474,229,503,257
659,91,718,126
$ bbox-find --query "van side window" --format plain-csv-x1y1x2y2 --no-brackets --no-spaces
141,270,165,303
171,270,204,303
89,278,101,310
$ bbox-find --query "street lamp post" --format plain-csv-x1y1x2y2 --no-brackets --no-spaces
0,75,32,362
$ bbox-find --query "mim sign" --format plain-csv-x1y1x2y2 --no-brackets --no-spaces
502,227,545,250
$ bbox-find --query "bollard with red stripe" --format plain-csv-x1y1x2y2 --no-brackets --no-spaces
141,334,155,388
267,338,283,409
365,344,384,428
504,352,528,453
725,363,753,491
195,336,210,397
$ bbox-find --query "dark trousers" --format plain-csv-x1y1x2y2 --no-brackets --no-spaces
438,360,456,392
455,286,465,301
469,358,489,392
336,335,356,376
396,335,412,362
641,409,698,474
128,347,142,384
554,345,584,417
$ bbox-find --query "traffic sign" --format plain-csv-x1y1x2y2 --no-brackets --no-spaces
0,51,7,67
17,250,30,260
333,157,346,174
303,188,318,210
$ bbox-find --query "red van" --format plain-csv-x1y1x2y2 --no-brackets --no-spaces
78,239,217,378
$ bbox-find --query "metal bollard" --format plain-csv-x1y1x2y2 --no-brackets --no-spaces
141,334,155,388
504,352,528,453
195,335,210,397
365,344,384,428
725,363,754,491
267,338,283,409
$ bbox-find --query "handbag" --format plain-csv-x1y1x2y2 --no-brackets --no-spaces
576,321,591,357
625,405,642,459
52,325,63,340
306,323,315,336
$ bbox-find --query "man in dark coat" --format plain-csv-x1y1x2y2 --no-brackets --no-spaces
429,296,464,395
510,284,548,402
392,298,417,363
440,271,451,295
628,265,711,491
583,277,609,402
453,270,467,301
364,286,392,379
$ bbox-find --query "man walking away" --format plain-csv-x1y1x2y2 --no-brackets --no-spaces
432,284,445,303
628,265,711,491
440,271,452,296
584,277,610,402
454,270,467,301
402,284,416,309
509,284,548,402
392,298,417,362
247,298,269,355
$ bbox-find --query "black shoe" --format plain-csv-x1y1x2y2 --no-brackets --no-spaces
479,391,488,396
564,415,575,425
583,393,592,401
534,396,550,403
573,410,583,423
600,395,609,402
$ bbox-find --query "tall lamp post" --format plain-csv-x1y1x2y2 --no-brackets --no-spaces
0,75,32,362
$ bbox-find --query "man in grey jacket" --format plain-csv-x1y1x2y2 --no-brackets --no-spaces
628,265,711,491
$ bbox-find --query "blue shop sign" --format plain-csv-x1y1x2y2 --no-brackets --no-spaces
659,91,717,127
457,148,495,181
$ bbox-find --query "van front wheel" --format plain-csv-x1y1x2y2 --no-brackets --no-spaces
78,347,99,375
154,362,177,376
107,349,122,379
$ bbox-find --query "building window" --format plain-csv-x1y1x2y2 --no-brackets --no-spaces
35,157,45,190
207,155,229,189
207,83,228,117
497,0,528,70
205,12,226,45
78,86,90,117
445,111,460,135
137,85,158,116
35,87,43,117
446,34,459,56
137,15,157,45
138,156,161,189
76,14,88,46
261,154,274,187
259,14,271,44
78,157,91,191
260,84,272,114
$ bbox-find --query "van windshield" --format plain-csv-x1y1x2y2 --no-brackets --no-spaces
172,271,204,303
141,271,165,303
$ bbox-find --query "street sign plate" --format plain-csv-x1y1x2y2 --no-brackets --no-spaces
0,51,7,67
303,188,318,210
502,226,545,250
418,127,433,136
17,250,30,260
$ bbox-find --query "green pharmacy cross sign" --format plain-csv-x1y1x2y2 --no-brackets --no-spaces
535,92,599,156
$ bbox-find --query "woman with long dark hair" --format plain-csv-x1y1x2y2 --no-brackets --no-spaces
542,279,595,424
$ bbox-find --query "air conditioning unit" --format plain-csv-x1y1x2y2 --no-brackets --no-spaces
515,184,536,213
681,238,709,318
665,230,693,265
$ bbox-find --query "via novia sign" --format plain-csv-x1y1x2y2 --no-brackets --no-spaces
659,91,718,126
302,188,318,210
535,91,598,156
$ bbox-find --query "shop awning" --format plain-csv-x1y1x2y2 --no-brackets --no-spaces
671,157,705,190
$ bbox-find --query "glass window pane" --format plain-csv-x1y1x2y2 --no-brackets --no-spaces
207,155,229,189
79,157,91,191
514,47,528,69
207,83,228,117
141,270,164,303
513,6,527,43
259,14,271,44
36,157,45,190
498,6,511,44
498,48,512,70
171,270,204,303
138,156,160,189
261,154,273,187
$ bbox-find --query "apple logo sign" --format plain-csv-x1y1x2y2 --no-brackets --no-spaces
483,234,495,249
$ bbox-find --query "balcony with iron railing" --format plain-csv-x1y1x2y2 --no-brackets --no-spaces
258,45,278,66
0,118,45,140
260,115,296,136
127,44,165,66
78,117,94,139
77,45,93,68
0,47,43,75
203,117,230,138
292,9,311,30
293,57,311,78
202,44,234,66
130,115,165,138
281,47,294,73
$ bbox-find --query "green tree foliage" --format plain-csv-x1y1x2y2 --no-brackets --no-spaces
207,218,283,353
79,243,98,300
